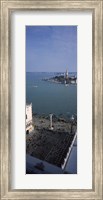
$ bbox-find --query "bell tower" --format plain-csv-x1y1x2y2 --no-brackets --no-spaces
65,69,68,79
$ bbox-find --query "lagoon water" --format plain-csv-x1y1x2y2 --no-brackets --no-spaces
26,72,77,118
26,72,77,174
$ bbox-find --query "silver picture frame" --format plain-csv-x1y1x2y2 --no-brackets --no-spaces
0,0,103,199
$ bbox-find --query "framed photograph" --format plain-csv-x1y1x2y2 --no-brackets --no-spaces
0,0,103,199
26,25,77,175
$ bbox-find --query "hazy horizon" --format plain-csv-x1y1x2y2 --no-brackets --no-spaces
26,71,77,73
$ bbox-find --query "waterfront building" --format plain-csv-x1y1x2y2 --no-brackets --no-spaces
26,103,34,134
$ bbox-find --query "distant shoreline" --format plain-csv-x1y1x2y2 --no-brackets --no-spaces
42,72,77,85
26,71,77,73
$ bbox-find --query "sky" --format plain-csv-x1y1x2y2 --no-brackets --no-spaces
26,26,77,72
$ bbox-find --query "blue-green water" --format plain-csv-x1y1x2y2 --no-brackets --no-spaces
26,72,77,118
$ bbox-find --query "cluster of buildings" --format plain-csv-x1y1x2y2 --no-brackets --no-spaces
48,69,77,85
64,69,77,84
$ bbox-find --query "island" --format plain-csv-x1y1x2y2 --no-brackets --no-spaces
43,69,77,85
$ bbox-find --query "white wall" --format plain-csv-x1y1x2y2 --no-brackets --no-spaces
26,104,32,124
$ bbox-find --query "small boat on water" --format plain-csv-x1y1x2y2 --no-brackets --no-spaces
71,115,74,120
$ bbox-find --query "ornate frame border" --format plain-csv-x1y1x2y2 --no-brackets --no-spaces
0,0,103,199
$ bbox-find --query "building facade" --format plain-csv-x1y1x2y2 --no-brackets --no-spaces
26,103,34,134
